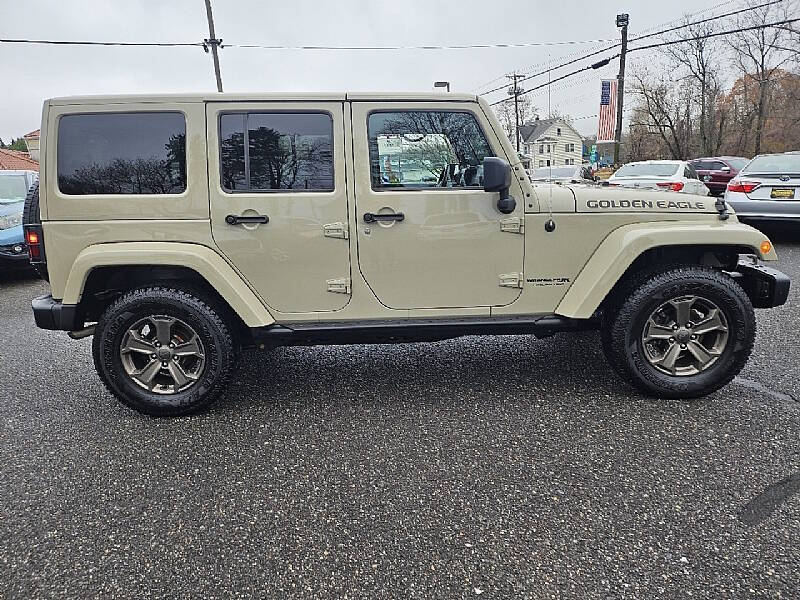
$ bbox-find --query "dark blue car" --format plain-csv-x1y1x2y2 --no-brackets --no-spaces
0,170,38,270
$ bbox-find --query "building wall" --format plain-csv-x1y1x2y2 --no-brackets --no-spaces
523,122,583,168
25,137,40,162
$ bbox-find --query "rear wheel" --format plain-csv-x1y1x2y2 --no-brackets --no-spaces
602,266,755,398
93,287,236,416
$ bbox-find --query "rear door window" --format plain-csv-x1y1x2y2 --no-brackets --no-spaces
218,112,334,192
57,112,186,195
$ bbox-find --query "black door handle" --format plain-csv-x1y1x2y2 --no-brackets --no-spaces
363,212,404,223
225,214,269,225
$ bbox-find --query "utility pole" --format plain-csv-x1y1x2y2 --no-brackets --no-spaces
203,0,223,92
507,73,523,152
613,13,629,165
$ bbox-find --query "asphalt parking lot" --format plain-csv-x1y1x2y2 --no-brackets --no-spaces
1,235,799,599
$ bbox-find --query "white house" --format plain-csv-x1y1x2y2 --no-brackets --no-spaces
518,118,583,168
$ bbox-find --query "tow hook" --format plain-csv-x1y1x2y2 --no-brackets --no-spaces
68,325,96,340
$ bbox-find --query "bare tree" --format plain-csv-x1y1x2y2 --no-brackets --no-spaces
727,0,794,154
494,90,537,147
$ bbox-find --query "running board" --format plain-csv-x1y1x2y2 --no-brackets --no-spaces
250,315,598,347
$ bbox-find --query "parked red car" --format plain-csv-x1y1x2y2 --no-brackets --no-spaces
688,157,749,197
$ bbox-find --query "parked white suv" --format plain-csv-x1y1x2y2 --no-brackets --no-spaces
608,160,710,195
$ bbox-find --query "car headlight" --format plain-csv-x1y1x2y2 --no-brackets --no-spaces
0,212,23,230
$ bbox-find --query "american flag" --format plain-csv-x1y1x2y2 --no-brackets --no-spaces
597,79,618,143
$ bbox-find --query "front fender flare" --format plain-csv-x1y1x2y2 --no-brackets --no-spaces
555,221,776,319
63,242,275,327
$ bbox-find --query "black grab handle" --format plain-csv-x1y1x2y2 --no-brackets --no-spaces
225,214,269,225
363,212,405,223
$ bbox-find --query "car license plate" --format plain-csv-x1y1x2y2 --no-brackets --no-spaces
770,188,795,199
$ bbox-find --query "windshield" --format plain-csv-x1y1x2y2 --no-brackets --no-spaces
613,163,680,178
741,154,800,175
0,174,29,204
727,158,749,170
531,166,577,179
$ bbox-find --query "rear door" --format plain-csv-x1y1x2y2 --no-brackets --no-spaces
350,102,525,310
206,102,351,313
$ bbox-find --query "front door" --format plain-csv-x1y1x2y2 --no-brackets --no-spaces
350,102,525,310
206,102,351,313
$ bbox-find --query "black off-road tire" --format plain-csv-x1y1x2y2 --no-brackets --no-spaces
92,287,236,416
22,181,48,280
601,266,755,398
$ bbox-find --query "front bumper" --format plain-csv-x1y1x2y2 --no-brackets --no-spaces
734,260,790,308
32,295,81,331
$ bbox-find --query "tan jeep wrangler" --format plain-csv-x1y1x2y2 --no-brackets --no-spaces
23,92,789,416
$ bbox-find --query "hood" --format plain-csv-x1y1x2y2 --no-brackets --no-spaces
0,200,24,218
570,186,717,214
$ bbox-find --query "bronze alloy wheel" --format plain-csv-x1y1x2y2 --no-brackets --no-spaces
640,294,729,377
119,315,206,394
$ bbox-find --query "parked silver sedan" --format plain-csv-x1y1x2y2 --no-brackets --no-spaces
724,152,800,224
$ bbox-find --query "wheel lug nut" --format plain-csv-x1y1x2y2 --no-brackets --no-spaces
672,325,679,330
686,322,693,328
669,337,675,342
151,353,157,358
680,344,687,349
161,362,168,367
691,335,697,340
169,343,175,349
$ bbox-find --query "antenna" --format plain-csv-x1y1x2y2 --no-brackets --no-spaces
544,56,556,233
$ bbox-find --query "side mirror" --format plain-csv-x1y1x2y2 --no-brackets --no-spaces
483,157,516,214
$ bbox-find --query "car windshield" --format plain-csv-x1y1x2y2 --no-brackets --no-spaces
613,163,680,177
727,158,749,170
741,154,800,175
0,174,29,204
531,166,577,179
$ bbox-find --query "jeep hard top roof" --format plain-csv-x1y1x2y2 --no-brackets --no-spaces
47,92,480,105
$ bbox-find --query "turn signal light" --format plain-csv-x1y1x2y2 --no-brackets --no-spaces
25,230,39,245
760,240,772,255
727,180,759,193
657,182,685,192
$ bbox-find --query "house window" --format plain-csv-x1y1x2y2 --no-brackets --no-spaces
539,160,544,167
546,144,550,153
557,128,562,136
546,159,550,167
539,144,544,154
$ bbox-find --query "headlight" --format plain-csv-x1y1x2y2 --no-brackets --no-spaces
0,212,23,230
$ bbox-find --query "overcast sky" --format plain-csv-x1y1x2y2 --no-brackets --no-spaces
1,0,717,142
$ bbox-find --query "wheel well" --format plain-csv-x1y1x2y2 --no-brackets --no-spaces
602,244,755,311
79,265,251,343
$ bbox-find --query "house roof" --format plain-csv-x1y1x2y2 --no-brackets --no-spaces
24,129,40,139
519,118,582,143
0,148,39,171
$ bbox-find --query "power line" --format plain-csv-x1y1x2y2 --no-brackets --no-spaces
488,16,799,107
224,39,619,51
471,0,735,93
629,0,787,42
0,37,618,51
479,0,789,98
0,38,201,47
627,16,799,53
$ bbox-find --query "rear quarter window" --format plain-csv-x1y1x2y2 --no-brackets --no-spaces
57,112,187,195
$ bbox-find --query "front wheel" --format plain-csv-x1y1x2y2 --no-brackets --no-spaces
601,266,755,398
92,287,236,416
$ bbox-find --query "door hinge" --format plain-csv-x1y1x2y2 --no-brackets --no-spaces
326,277,351,294
323,222,349,239
500,216,524,234
498,272,524,289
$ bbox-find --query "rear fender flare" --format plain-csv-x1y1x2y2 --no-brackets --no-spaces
63,242,275,327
